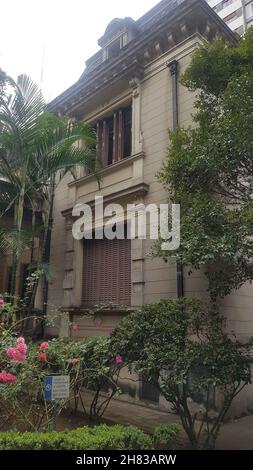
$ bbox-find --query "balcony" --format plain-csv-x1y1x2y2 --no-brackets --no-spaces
68,151,148,206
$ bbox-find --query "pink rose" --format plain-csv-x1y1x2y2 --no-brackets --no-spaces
6,337,27,363
0,299,5,309
39,353,47,362
72,324,78,332
71,358,78,365
6,347,26,363
17,343,27,355
16,337,27,355
0,371,17,383
16,337,25,345
114,354,123,365
6,347,16,358
39,342,49,352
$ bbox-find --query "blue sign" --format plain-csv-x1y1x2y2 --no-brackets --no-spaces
44,376,53,400
44,376,70,401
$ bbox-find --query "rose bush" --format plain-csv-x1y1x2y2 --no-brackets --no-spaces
0,301,123,431
0,334,81,430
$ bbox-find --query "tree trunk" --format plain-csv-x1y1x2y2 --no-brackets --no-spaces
13,182,25,306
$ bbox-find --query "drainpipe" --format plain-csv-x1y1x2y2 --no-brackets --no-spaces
241,0,247,34
167,59,184,298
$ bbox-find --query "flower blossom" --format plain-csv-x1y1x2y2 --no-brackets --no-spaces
39,353,47,362
0,371,17,383
114,354,123,365
71,358,78,365
72,324,78,332
6,337,27,363
0,299,5,309
16,337,27,355
6,347,26,363
39,341,49,352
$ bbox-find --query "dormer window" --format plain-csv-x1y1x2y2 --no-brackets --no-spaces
102,33,129,62
98,17,137,63
108,37,121,59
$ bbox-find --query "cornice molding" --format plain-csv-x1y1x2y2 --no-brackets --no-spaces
61,181,149,219
62,306,131,316
48,0,236,116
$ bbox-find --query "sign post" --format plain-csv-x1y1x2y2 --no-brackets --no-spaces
44,375,70,430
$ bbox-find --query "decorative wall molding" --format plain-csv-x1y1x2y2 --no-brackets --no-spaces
48,0,236,117
129,77,143,155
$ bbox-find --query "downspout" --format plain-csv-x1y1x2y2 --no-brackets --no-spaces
167,59,184,298
241,0,247,34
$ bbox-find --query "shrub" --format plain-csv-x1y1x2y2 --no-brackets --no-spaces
0,322,120,430
111,298,253,449
0,425,152,450
153,424,179,449
69,335,122,421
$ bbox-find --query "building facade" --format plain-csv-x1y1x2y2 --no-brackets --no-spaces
43,0,253,414
207,0,253,34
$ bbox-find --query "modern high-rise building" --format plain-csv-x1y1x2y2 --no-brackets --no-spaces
207,0,253,34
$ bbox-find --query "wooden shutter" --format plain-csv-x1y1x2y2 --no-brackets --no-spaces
112,111,118,164
118,109,124,161
82,238,131,307
101,120,109,165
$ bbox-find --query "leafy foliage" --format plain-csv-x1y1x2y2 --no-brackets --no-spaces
156,28,253,300
0,425,152,450
63,335,122,421
153,424,180,450
182,29,253,95
110,299,252,449
0,310,120,431
0,71,96,303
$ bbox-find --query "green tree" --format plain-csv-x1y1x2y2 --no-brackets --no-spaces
156,28,253,301
111,299,252,449
0,71,96,305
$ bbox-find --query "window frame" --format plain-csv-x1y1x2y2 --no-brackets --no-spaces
95,104,132,168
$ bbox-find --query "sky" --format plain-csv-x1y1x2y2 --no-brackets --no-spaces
0,0,160,102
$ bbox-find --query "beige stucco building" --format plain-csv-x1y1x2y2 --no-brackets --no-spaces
21,0,253,413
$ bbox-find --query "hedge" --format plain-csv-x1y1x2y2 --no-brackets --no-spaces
153,424,180,449
0,425,152,450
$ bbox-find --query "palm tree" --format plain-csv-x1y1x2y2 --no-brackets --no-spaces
0,71,96,308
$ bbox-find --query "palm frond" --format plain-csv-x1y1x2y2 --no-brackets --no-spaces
28,261,54,282
0,227,32,256
0,179,18,213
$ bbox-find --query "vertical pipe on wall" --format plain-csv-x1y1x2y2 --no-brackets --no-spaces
167,59,184,298
241,0,247,34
